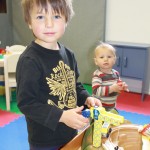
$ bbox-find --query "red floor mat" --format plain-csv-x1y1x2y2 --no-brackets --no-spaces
0,109,21,127
116,92,150,115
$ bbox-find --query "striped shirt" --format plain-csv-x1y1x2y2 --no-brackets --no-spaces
92,69,120,110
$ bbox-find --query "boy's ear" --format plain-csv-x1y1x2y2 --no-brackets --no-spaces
28,24,32,29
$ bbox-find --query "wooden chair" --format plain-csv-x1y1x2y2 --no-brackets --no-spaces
6,45,26,53
4,53,21,111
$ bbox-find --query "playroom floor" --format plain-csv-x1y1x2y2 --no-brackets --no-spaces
0,86,150,150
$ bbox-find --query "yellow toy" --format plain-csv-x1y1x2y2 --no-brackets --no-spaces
101,122,112,138
82,106,124,148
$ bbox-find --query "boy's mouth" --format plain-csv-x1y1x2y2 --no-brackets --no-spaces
44,32,55,35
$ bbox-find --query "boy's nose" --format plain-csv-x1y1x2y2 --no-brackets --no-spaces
45,18,53,27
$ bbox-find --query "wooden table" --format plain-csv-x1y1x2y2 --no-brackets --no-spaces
61,120,131,150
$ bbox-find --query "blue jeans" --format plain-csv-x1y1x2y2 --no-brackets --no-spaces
30,144,62,150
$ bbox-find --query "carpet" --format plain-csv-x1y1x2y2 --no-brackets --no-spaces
0,116,29,150
0,112,149,150
118,110,150,125
0,109,21,127
117,92,150,115
0,86,149,149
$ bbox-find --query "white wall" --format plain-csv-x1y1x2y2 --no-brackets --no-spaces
105,0,150,94
105,0,150,44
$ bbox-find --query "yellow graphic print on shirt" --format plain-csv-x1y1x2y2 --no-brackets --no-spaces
46,61,77,109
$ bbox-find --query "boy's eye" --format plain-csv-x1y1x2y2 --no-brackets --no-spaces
100,56,104,59
108,56,112,58
37,16,44,20
53,15,61,19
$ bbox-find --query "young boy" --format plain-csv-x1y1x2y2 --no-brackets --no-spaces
92,43,128,113
16,0,101,150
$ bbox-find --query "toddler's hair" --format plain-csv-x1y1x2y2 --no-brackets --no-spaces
94,42,116,57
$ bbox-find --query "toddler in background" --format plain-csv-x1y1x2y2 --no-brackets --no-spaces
92,42,129,113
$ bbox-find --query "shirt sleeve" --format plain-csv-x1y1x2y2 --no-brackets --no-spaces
16,56,63,131
92,71,110,97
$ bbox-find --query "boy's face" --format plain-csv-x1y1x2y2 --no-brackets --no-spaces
94,48,116,71
28,3,67,49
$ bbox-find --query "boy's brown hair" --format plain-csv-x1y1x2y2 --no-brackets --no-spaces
21,0,74,24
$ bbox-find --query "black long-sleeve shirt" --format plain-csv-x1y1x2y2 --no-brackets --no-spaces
16,41,90,147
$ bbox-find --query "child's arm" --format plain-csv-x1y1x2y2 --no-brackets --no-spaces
92,73,123,96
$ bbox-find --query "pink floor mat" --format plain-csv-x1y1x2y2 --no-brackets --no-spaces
0,109,21,127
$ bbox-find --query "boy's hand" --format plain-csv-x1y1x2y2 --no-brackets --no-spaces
85,96,102,108
59,106,89,129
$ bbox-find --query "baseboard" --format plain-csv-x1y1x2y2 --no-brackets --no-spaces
122,78,142,92
122,77,150,95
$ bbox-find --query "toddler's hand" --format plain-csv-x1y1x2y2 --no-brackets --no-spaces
117,80,129,92
85,96,102,108
122,82,129,92
110,83,123,93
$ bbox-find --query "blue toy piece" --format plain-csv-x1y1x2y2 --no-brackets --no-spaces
93,107,100,120
82,109,90,118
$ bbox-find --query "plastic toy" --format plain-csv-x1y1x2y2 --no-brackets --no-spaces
139,124,150,140
138,124,150,149
101,122,112,138
82,106,124,148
